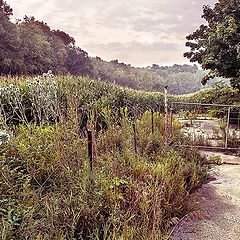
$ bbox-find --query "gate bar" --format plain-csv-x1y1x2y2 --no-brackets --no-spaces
173,144,240,150
171,102,240,108
225,106,231,149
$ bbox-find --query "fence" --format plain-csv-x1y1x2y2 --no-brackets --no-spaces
169,101,240,150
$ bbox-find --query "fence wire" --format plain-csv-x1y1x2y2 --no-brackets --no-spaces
170,102,240,150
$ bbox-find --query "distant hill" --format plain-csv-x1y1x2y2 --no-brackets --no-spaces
0,0,226,95
90,58,226,94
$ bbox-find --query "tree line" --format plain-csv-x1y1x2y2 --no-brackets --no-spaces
0,0,92,76
0,0,222,94
185,0,240,90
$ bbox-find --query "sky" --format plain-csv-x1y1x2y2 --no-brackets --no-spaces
7,0,217,67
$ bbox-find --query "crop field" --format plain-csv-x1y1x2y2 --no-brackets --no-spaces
0,74,209,239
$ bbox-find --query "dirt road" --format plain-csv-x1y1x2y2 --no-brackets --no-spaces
171,152,240,240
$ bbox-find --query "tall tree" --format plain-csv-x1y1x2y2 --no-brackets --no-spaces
19,17,68,74
0,7,21,75
184,0,240,89
65,46,92,76
0,0,12,19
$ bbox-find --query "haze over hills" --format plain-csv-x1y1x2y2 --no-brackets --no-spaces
0,0,222,95
90,58,224,94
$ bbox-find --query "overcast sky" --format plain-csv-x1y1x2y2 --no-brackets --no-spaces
7,0,217,67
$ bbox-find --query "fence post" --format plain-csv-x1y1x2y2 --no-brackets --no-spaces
133,123,137,154
225,106,231,149
169,103,173,138
164,86,169,145
151,109,154,134
87,130,93,171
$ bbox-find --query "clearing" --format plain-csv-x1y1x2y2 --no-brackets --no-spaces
171,151,240,240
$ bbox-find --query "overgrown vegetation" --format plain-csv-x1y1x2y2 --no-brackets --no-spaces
0,75,208,239
0,73,164,126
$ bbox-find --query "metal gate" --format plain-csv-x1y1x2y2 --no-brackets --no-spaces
169,102,240,150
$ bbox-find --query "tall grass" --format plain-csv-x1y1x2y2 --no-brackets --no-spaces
0,75,208,239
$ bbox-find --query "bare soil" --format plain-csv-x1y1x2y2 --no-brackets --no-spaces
171,152,240,240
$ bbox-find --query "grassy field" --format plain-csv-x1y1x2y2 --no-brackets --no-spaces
0,74,208,239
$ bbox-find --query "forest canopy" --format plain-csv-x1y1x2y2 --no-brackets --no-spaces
184,0,240,89
0,1,92,76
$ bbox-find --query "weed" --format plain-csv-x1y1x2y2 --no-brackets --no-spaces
0,75,208,239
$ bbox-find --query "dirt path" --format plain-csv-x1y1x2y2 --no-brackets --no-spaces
171,152,240,240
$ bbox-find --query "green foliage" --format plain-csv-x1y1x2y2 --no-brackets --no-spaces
0,74,164,127
177,85,240,123
0,76,208,239
0,117,207,240
0,10,91,76
179,85,239,105
0,0,12,19
184,0,240,89
91,58,213,94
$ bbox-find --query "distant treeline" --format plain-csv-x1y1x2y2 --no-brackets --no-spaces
91,58,205,94
0,2,92,76
0,1,221,94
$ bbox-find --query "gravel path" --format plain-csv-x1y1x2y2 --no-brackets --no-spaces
171,152,240,240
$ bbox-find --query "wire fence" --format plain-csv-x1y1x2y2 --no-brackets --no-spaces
169,101,240,150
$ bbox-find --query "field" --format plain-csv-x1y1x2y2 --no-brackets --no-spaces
0,74,208,239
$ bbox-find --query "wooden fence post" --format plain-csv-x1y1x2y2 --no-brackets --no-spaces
151,109,154,134
164,86,169,145
170,104,173,138
133,123,137,154
87,130,93,171
225,106,231,149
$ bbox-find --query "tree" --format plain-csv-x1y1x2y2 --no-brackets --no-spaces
65,46,93,76
52,30,75,46
16,23,66,75
20,16,90,75
0,0,13,19
184,0,240,89
0,10,21,75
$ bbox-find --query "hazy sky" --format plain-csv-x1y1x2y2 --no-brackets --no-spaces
7,0,217,66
